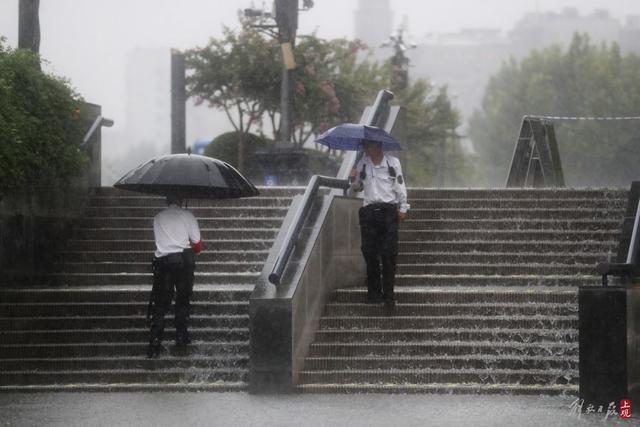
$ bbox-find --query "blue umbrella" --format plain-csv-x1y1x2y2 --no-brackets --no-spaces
315,123,401,151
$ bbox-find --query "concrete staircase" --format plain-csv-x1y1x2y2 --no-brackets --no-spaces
297,188,627,394
0,186,301,391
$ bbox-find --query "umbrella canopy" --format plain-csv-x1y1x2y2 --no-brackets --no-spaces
114,153,259,199
315,123,401,151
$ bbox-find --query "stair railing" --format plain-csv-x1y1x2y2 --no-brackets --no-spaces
268,175,349,285
267,89,396,286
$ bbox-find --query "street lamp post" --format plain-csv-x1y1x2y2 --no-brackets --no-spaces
275,0,298,148
244,1,313,149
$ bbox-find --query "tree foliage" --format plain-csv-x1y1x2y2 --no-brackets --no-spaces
186,23,384,148
0,40,86,205
290,36,385,146
394,79,470,186
203,131,269,175
186,26,281,137
186,20,469,186
470,34,640,186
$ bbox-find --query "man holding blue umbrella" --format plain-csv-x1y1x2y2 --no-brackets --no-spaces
317,123,409,307
350,139,409,307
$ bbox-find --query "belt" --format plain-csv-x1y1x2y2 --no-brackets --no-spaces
364,202,397,211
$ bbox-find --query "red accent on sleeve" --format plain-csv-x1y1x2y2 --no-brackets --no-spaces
190,240,202,254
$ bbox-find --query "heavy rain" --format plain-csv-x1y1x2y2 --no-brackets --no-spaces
1,0,640,425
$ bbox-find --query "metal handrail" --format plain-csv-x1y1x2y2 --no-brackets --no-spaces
268,175,349,285
81,115,114,147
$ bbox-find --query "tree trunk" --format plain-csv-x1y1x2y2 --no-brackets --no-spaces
237,132,245,173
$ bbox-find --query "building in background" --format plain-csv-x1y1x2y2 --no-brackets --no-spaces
102,46,228,185
354,0,393,59
354,6,640,153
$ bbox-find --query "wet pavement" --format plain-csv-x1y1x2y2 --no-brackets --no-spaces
0,392,635,427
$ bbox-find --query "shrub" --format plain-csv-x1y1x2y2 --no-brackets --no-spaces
0,40,86,206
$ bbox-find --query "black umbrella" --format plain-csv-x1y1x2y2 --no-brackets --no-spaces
114,153,259,199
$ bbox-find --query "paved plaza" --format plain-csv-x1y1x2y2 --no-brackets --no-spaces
0,392,636,427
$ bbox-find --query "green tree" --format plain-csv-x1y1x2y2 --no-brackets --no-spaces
203,131,269,176
186,20,468,185
470,34,640,186
186,25,281,172
186,25,384,149
0,39,85,206
394,79,471,186
289,36,385,146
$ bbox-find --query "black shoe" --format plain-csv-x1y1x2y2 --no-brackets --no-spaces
176,331,191,347
146,339,162,358
383,298,395,308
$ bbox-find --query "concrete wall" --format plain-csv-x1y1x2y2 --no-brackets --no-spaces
0,102,102,287
291,196,364,381
249,194,364,392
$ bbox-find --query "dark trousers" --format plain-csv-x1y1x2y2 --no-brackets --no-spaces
149,249,196,343
359,203,399,302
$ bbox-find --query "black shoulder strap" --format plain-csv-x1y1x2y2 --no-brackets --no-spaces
387,160,397,178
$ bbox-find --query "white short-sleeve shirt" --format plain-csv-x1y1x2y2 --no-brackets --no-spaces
153,205,201,258
352,154,410,213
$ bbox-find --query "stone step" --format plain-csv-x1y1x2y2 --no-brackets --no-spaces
327,288,577,304
65,239,273,252
395,263,596,275
398,240,614,254
395,252,606,265
95,186,304,198
0,327,249,344
0,383,248,392
296,382,577,395
306,341,577,358
0,355,248,371
313,328,577,344
0,368,247,386
407,198,626,209
394,274,600,287
319,315,577,330
0,315,249,330
396,229,619,242
0,285,252,303
88,196,294,208
58,261,263,274
404,188,625,199
51,272,258,286
400,218,622,231
302,355,577,371
321,303,577,317
72,228,278,241
295,369,577,386
60,250,269,263
78,217,284,229
0,341,248,358
0,301,249,317
406,208,623,220
83,206,289,218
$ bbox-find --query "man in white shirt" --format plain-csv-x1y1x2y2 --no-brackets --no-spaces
147,193,202,358
350,140,409,307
